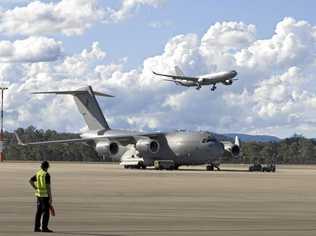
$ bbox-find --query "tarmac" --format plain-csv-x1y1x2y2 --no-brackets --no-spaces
0,162,316,236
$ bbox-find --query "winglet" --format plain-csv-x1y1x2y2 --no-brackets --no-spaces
14,132,26,146
235,136,240,146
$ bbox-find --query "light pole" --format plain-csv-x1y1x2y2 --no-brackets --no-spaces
0,87,8,162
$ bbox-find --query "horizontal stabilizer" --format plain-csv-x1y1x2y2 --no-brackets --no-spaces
32,87,114,97
33,86,113,131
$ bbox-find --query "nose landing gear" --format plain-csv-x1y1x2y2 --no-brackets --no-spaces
211,84,216,91
206,164,214,171
206,163,221,171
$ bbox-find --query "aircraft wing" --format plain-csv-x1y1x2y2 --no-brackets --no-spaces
14,132,95,146
15,131,165,146
101,131,165,142
153,71,198,82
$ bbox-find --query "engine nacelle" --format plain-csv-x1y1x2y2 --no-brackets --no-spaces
222,142,240,157
178,80,196,87
198,78,204,83
135,138,160,155
231,144,240,157
222,79,233,85
95,140,119,157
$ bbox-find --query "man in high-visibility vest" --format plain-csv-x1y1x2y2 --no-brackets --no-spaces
29,161,53,233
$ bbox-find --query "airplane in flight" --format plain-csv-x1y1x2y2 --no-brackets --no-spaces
153,66,238,91
15,86,240,171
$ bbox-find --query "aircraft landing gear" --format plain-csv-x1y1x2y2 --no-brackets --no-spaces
206,163,220,171
214,164,221,171
206,164,214,171
196,84,202,90
211,84,216,91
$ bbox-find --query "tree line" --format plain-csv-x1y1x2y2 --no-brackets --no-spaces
5,126,100,162
4,127,316,164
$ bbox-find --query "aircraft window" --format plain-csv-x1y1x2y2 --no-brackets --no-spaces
202,137,216,143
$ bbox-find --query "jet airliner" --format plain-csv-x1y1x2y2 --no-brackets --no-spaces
153,66,238,91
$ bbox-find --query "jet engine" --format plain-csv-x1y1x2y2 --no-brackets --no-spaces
231,144,240,157
95,140,120,157
178,80,196,87
221,136,240,157
221,79,233,85
135,138,160,155
198,78,205,83
222,143,240,157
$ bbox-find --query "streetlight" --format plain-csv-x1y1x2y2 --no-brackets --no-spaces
0,87,8,162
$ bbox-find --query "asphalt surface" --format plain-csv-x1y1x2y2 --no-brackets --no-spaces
0,162,316,236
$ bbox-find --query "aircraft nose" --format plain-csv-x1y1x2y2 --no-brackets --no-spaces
231,70,238,77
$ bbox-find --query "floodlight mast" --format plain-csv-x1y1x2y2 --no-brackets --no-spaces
0,87,7,162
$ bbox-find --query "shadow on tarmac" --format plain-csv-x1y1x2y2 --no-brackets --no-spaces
176,168,249,173
139,167,250,173
57,232,124,236
56,228,316,234
218,169,249,172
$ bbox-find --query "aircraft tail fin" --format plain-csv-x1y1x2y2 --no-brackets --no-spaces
174,66,184,76
33,86,114,131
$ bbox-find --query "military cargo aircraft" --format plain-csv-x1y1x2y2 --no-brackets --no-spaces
15,86,240,170
153,66,238,91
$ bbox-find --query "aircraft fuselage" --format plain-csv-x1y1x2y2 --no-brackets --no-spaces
82,130,225,167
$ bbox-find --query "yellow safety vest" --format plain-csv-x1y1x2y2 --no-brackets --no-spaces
35,169,48,197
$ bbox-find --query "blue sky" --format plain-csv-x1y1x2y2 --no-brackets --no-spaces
4,0,315,68
1,0,316,138
41,0,316,68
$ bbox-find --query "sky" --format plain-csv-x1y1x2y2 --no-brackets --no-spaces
1,0,316,138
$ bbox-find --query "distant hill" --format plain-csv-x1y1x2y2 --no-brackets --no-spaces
224,133,281,142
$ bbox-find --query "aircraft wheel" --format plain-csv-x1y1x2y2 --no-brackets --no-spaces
206,165,214,171
155,164,162,170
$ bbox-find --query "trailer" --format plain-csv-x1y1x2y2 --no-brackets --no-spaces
154,160,176,170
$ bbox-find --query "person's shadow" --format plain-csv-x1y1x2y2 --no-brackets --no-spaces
57,232,124,236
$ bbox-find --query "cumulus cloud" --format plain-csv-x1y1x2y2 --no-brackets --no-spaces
200,21,256,71
0,0,165,36
109,0,165,23
0,37,63,63
3,17,316,138
235,17,316,71
0,0,105,36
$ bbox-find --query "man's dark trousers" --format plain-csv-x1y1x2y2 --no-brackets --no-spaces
35,197,50,230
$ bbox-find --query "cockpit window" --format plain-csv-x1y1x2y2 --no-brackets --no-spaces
201,136,216,143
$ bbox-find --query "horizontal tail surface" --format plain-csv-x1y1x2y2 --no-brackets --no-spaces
33,86,113,131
